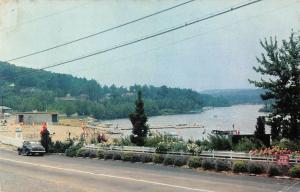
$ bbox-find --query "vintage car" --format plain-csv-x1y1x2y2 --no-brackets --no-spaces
18,141,45,156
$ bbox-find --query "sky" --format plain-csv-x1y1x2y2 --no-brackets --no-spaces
0,0,299,91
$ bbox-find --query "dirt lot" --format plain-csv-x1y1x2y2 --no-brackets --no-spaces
0,116,120,143
1,116,85,142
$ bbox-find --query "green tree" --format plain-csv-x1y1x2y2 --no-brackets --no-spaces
249,32,300,141
269,116,282,141
254,116,266,145
129,91,149,146
76,101,90,116
64,102,76,117
91,103,105,119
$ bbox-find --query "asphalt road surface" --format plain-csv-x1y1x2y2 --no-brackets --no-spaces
0,148,299,192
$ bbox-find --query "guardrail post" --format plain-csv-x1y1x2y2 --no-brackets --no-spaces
250,153,252,160
212,150,215,158
230,150,233,159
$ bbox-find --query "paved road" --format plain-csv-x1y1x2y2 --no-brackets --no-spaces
0,148,298,192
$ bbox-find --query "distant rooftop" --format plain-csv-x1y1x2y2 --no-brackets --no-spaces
15,112,58,115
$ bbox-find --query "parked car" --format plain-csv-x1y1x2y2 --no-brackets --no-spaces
18,141,45,156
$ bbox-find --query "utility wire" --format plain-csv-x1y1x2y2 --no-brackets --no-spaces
37,0,263,71
5,0,262,81
5,0,195,62
75,0,297,76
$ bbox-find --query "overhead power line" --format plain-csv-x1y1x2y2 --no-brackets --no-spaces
5,0,195,62
6,0,262,81
37,0,263,71
75,0,297,75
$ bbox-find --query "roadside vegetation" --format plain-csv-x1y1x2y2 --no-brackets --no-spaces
45,127,299,178
62,145,300,178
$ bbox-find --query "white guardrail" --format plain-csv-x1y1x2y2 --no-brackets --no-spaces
84,144,300,164
0,135,23,147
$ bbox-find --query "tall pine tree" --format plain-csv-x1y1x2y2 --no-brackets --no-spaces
129,91,149,146
249,32,300,141
254,116,266,144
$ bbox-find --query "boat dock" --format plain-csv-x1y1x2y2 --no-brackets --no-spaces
120,124,204,130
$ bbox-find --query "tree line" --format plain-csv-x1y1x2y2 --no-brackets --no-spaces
0,61,262,120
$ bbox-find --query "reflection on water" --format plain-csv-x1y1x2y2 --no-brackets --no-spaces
103,104,268,140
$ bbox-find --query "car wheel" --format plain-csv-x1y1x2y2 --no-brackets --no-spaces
18,150,21,155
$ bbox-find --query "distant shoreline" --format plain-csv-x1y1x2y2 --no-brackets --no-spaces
102,103,264,122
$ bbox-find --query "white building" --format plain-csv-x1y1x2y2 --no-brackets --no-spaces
16,112,59,125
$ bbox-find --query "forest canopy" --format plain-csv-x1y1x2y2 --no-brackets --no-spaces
0,61,263,119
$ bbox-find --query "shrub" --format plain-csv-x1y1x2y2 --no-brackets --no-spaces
200,140,211,151
90,138,97,144
202,159,215,170
268,165,281,177
234,138,257,152
174,156,188,167
144,132,165,147
76,148,88,157
65,143,83,157
170,142,187,152
288,165,300,178
97,150,105,159
277,138,300,151
144,132,183,147
195,139,202,146
186,143,202,155
140,153,153,163
233,160,248,173
187,157,202,168
65,146,78,157
208,135,232,150
131,153,142,163
122,152,133,162
89,151,97,158
50,140,73,153
248,162,265,174
112,152,122,160
104,151,114,160
163,155,175,166
156,142,170,153
114,136,133,146
153,154,165,164
215,160,230,172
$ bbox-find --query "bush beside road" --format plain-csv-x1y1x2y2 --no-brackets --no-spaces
65,146,299,179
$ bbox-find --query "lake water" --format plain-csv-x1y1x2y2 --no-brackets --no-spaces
103,104,269,140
